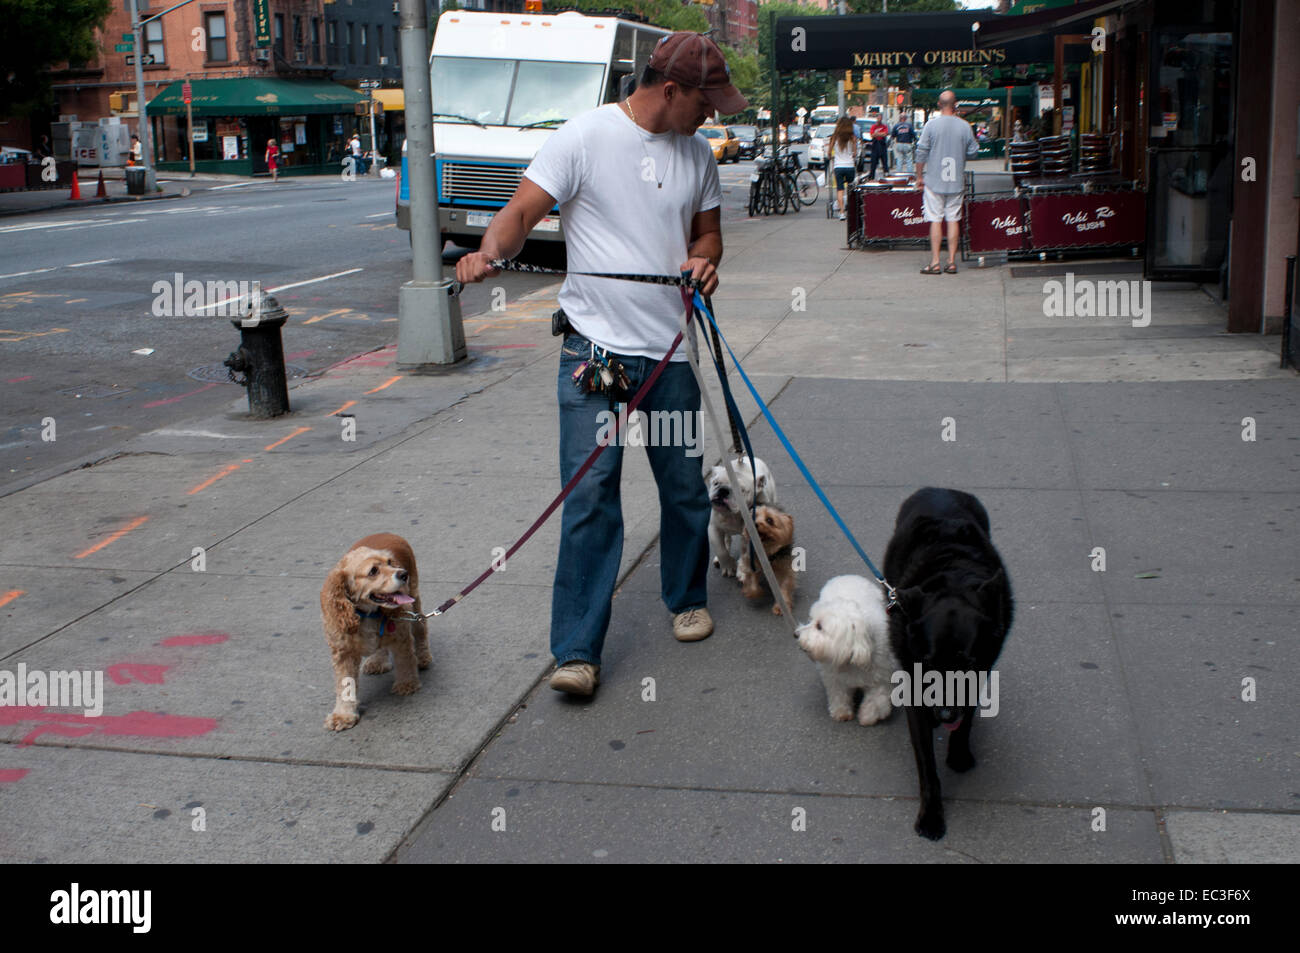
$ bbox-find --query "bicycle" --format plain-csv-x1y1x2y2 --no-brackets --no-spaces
747,152,818,216
747,154,797,216
781,152,818,207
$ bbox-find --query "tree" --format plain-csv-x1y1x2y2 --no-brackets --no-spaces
0,0,112,115
755,1,833,126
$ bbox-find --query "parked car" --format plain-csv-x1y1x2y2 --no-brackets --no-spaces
787,122,808,144
729,124,759,159
806,122,837,168
700,125,740,163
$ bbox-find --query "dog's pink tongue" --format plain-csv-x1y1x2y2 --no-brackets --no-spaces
944,716,963,731
391,594,415,605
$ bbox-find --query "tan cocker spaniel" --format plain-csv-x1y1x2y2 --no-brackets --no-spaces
320,533,431,731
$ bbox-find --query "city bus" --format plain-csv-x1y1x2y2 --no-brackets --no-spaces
396,10,669,249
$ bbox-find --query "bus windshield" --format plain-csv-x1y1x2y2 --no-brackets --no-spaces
431,56,605,127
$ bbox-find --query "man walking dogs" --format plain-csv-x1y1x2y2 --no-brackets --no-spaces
915,90,978,275
456,32,748,697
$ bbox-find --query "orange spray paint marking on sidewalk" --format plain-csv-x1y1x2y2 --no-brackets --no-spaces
186,463,242,496
325,400,357,417
264,426,311,451
74,516,149,559
365,375,402,395
0,589,24,608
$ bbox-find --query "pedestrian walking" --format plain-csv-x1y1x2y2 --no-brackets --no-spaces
349,133,366,176
915,90,978,275
265,138,280,182
455,32,746,698
868,116,890,179
891,115,917,175
129,134,142,167
828,116,858,220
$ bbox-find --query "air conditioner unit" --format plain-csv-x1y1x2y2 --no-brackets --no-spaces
378,56,388,66
392,2,399,12
294,51,306,62
255,49,270,62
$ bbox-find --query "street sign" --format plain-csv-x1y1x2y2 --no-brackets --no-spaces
114,43,134,52
182,82,192,104
796,106,807,117
358,80,380,89
125,54,155,65
122,32,133,41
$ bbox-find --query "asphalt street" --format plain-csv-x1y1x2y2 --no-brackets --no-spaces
0,164,765,495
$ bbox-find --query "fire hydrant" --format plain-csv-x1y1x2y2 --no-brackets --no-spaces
224,290,290,418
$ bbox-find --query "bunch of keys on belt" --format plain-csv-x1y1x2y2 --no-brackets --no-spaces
571,342,631,402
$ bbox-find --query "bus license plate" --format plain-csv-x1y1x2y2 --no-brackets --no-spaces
466,211,493,228
536,216,559,232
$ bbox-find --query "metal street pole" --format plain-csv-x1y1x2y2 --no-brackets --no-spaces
836,1,846,117
367,93,379,176
397,0,464,365
128,0,156,191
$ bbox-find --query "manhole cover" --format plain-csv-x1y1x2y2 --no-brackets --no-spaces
58,383,135,399
187,363,308,383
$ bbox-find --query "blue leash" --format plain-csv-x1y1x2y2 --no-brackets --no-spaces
691,291,895,602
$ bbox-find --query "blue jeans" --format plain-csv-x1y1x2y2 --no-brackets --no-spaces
550,332,711,666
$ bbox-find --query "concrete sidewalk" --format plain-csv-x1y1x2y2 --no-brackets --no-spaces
0,206,1295,863
0,170,349,216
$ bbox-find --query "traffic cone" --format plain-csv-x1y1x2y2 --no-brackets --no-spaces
95,171,106,198
69,172,82,200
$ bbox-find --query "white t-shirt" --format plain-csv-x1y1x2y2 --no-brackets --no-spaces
832,139,856,169
523,103,722,361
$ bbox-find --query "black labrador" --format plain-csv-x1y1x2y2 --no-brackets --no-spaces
884,487,1013,840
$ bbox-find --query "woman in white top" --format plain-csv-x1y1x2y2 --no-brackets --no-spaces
829,116,858,221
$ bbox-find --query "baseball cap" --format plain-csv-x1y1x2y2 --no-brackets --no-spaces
647,32,749,116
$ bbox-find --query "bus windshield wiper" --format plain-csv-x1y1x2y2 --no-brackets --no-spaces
516,118,566,130
434,113,487,129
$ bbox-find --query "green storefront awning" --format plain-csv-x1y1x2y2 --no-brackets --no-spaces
147,78,366,117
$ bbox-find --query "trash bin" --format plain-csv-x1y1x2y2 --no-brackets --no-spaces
124,166,146,195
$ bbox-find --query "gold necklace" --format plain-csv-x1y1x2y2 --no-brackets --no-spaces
623,99,670,189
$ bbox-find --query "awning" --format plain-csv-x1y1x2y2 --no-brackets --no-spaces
373,89,404,112
912,87,1039,109
147,78,366,117
978,0,1129,46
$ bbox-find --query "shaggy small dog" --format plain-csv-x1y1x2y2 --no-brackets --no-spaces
706,456,776,577
738,503,797,615
320,533,431,731
795,575,895,725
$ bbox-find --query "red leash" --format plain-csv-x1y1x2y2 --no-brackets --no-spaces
420,326,686,619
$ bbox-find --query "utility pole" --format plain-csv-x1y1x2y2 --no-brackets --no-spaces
397,0,464,365
128,0,156,191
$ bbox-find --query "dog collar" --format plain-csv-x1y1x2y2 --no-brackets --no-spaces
357,608,397,633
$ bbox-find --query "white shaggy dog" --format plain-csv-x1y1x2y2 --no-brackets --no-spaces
795,575,896,725
706,456,776,577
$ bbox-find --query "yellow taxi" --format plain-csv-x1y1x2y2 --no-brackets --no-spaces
700,125,740,163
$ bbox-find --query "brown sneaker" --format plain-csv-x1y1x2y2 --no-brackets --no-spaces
549,661,600,696
672,607,714,642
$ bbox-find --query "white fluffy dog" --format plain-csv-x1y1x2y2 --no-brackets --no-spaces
795,575,896,725
706,456,776,577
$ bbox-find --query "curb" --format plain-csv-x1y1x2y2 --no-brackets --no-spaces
0,191,186,217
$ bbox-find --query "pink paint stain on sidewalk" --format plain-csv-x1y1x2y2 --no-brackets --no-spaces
141,382,219,409
160,632,230,647
106,663,170,685
5,375,34,384
0,769,30,783
0,706,219,748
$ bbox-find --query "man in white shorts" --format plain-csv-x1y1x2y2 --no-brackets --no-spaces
915,90,978,275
